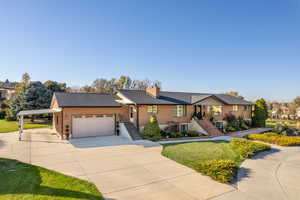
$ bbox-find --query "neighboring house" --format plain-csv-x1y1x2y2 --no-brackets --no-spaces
50,87,253,139
0,79,17,101
296,107,300,119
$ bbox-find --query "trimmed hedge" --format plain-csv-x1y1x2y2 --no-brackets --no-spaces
194,160,238,183
194,138,270,183
246,132,300,146
186,130,199,137
230,138,270,158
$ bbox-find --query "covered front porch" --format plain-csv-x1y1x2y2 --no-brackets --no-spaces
193,96,225,121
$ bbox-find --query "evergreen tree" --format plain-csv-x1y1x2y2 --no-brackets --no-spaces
10,82,51,117
252,98,268,127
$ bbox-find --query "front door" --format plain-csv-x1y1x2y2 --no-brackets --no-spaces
130,106,134,122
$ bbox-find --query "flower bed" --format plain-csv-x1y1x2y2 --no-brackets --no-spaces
245,132,300,146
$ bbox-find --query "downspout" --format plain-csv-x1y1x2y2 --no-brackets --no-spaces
61,109,64,140
136,104,139,131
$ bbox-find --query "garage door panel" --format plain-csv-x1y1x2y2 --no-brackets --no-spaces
72,115,115,138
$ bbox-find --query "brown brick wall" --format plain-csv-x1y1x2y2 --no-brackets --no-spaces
53,106,129,136
137,105,194,127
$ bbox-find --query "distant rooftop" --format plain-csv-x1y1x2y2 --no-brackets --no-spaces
0,80,18,90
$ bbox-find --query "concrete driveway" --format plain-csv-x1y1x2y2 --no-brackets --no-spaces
213,145,300,200
0,128,233,200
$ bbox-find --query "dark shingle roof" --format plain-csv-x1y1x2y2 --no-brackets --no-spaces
214,94,252,105
54,92,122,107
0,81,17,89
118,89,252,105
117,90,190,105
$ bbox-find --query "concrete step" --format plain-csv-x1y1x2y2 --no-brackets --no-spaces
195,120,224,137
123,122,143,140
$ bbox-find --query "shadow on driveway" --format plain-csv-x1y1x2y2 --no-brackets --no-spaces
231,147,281,185
69,136,159,148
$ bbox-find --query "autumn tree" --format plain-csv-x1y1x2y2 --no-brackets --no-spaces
225,91,244,99
15,72,31,93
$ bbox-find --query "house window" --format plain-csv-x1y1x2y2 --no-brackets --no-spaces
175,105,186,117
147,105,158,113
180,124,188,132
233,105,239,112
244,105,249,111
56,116,59,125
211,106,222,115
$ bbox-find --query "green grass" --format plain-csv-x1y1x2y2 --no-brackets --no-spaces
162,141,243,168
162,139,270,183
0,158,104,200
0,120,50,133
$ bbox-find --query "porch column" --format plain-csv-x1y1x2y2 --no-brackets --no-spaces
18,115,24,141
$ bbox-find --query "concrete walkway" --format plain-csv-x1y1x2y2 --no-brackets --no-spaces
0,128,233,200
229,128,272,138
212,145,300,200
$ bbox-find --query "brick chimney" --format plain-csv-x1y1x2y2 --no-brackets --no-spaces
146,87,160,98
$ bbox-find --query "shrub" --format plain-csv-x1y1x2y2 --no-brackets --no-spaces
247,132,300,146
194,160,238,183
225,125,236,132
169,132,183,138
230,138,270,159
0,110,6,119
187,130,199,137
273,124,297,136
163,122,179,133
143,116,161,141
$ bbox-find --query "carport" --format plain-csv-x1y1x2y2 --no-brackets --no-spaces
17,109,61,141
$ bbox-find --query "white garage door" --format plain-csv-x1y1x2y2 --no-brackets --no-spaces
72,115,115,138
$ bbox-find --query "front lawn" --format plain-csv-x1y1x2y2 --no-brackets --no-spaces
246,132,300,146
0,120,50,133
162,138,270,183
0,158,104,200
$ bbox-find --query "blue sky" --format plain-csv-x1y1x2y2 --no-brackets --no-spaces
0,0,299,101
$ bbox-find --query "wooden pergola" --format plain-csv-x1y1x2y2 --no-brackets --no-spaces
17,109,61,141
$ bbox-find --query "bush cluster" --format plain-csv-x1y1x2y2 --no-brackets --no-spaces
194,160,238,183
273,124,298,136
224,114,251,132
230,138,270,158
246,132,300,146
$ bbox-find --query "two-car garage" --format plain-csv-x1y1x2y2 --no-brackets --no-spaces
51,93,126,139
72,114,115,138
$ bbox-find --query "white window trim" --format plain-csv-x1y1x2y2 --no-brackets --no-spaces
176,105,186,117
147,105,158,113
180,123,189,132
233,105,239,112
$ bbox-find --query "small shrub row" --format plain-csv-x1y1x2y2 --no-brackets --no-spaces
246,132,300,146
230,138,270,159
194,160,238,183
161,130,201,139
